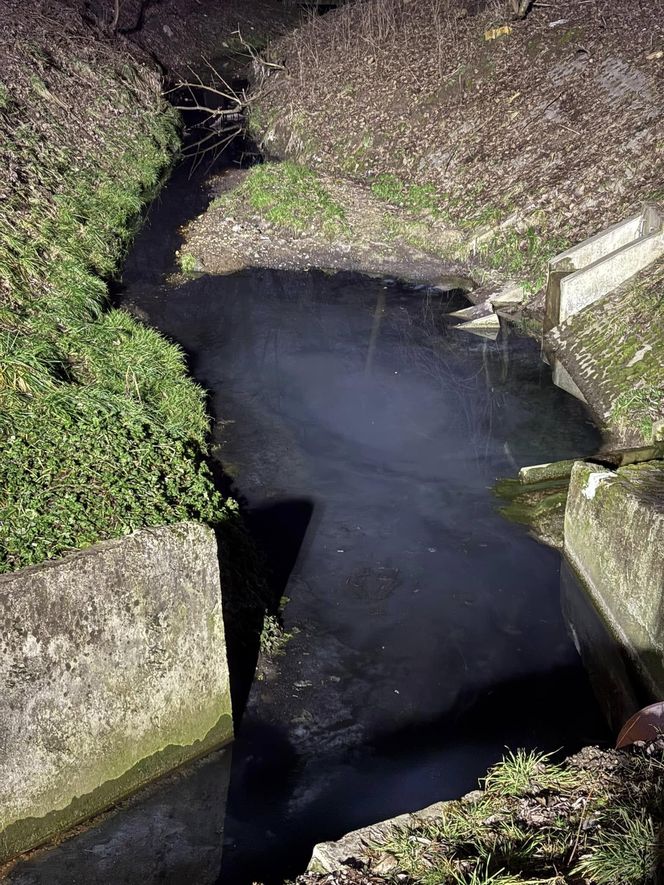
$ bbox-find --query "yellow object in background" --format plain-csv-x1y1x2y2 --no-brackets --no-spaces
484,25,513,41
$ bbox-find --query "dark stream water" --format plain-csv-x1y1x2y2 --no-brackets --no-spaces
6,166,611,885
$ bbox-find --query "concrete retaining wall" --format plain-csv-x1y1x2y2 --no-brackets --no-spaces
564,460,664,702
544,206,662,333
546,257,664,445
0,522,232,863
544,206,664,411
558,229,664,325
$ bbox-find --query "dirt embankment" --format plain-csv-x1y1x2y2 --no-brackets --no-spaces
0,0,311,574
249,0,663,297
64,0,303,76
181,160,473,287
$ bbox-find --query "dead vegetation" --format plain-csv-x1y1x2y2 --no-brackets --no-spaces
248,0,664,300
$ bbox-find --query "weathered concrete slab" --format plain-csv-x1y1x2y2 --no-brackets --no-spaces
490,283,525,307
449,294,500,338
545,206,662,333
564,460,664,702
552,360,587,402
453,312,500,332
308,799,457,874
519,459,576,485
0,522,232,864
454,324,500,341
448,301,494,321
596,443,664,468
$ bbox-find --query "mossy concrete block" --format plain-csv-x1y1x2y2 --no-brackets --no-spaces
561,560,648,734
0,522,232,863
546,258,664,446
564,460,664,700
519,459,576,484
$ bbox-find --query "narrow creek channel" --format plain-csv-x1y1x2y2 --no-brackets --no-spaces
7,163,611,885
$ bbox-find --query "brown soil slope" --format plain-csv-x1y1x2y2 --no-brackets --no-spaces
252,0,664,294
67,0,302,75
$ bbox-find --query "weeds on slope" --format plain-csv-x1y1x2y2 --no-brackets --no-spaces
360,747,664,885
0,8,230,573
254,0,664,299
212,160,349,238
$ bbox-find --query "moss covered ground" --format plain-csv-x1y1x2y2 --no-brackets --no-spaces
547,259,664,446
213,160,350,239
0,0,230,573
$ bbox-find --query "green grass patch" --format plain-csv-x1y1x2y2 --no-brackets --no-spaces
371,172,441,215
0,47,235,573
483,749,580,797
369,745,664,885
218,161,349,238
178,251,199,274
574,809,658,885
477,227,570,292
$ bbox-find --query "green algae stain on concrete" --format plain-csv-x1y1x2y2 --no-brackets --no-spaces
0,522,233,864
548,259,664,447
0,713,233,864
494,476,570,549
564,460,664,701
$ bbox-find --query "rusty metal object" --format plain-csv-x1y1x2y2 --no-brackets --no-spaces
616,701,664,749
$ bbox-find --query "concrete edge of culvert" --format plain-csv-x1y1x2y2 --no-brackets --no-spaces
0,522,233,864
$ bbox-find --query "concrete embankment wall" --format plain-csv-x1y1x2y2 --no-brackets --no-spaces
564,460,664,707
546,255,664,445
0,522,232,864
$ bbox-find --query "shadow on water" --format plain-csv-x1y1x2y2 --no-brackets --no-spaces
246,499,316,607
217,497,315,720
221,663,608,885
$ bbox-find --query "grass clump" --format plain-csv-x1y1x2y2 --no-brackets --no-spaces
221,161,349,238
371,172,441,215
178,251,199,274
259,612,293,656
483,749,580,798
574,810,658,885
